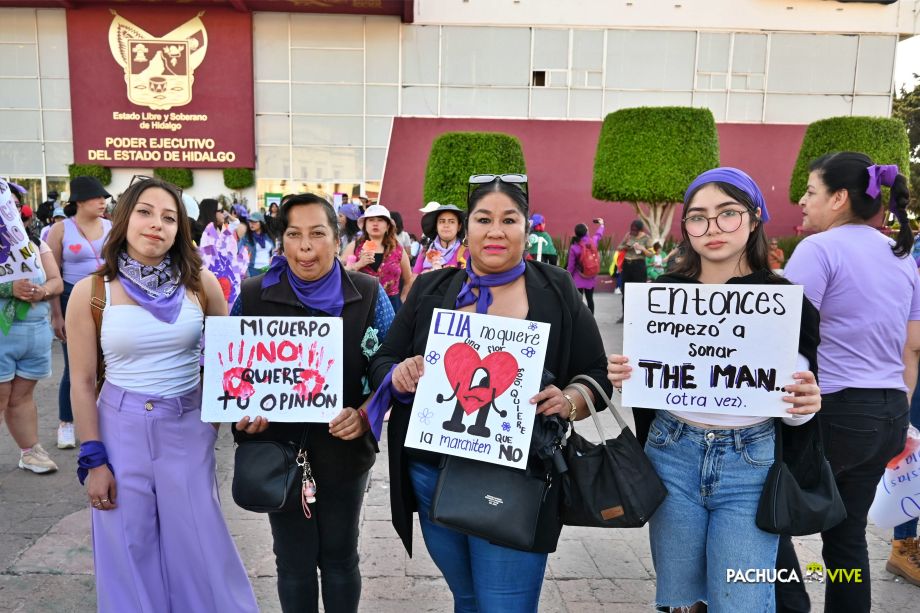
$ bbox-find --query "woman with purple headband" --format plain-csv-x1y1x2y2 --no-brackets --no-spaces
607,167,822,612
783,152,920,612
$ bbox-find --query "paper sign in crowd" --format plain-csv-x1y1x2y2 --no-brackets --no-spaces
622,283,803,417
202,316,344,423
405,309,551,470
0,181,42,284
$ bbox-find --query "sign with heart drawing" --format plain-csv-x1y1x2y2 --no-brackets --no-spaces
405,308,550,469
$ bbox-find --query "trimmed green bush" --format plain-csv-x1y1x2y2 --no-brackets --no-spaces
67,164,112,185
423,132,526,208
154,167,194,189
223,168,255,190
789,116,909,202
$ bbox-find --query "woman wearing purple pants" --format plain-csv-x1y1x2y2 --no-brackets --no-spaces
66,177,258,612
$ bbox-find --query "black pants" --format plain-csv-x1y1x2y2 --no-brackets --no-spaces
620,258,647,312
268,470,371,613
540,253,558,266
777,388,908,613
578,287,595,313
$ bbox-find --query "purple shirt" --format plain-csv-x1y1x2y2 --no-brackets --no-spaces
61,218,112,285
566,225,604,290
785,225,920,393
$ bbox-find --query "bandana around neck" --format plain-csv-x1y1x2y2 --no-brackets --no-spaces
117,251,185,323
262,255,345,317
455,260,526,314
422,238,461,271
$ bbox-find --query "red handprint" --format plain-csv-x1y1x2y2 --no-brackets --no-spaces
294,341,335,398
218,340,256,399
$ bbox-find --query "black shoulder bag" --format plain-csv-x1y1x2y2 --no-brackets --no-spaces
232,427,312,514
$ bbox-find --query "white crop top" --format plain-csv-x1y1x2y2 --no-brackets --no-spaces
100,281,203,397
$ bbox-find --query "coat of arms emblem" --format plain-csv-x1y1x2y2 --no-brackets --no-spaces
108,11,208,111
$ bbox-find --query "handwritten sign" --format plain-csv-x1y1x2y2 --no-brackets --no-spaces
405,309,550,470
0,181,41,284
202,316,343,423
622,283,803,417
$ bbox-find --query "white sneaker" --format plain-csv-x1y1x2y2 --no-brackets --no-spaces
19,444,58,474
614,288,622,295
57,423,76,449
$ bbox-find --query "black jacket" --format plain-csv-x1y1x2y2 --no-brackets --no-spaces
369,261,611,555
231,267,381,482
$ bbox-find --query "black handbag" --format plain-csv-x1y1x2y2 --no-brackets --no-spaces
430,454,562,552
756,418,846,535
232,428,310,514
560,375,668,528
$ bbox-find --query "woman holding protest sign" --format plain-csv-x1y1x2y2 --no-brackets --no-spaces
784,152,920,611
368,174,610,612
65,176,257,613
607,167,822,612
231,192,395,613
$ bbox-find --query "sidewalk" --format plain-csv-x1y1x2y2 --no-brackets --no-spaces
0,293,916,611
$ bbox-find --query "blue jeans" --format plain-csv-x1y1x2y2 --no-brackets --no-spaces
58,281,74,422
894,374,920,540
645,412,778,612
408,460,547,613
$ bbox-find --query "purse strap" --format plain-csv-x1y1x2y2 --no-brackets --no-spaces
567,374,631,437
772,418,784,463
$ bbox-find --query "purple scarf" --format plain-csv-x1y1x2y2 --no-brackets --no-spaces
262,255,344,316
117,252,185,324
420,238,462,271
365,364,414,441
251,230,268,249
455,260,527,314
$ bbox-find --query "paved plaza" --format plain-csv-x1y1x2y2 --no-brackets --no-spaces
0,293,916,612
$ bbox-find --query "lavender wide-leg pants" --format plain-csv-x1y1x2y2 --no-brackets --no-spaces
92,382,257,613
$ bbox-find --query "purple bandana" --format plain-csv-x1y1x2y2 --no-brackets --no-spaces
117,252,185,324
262,255,344,316
420,238,462,271
365,364,414,441
455,260,527,314
684,167,770,223
866,164,899,200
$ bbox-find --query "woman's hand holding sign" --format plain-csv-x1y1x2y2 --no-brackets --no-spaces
783,371,821,416
329,407,369,440
607,354,631,392
236,415,269,434
392,356,424,393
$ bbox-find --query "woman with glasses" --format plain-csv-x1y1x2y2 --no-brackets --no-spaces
65,177,257,612
369,174,610,613
45,176,114,450
783,153,920,612
607,168,822,612
341,204,413,311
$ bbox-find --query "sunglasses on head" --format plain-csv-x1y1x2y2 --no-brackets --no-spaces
467,173,528,201
129,174,183,198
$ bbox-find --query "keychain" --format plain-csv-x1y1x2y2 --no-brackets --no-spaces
296,449,317,518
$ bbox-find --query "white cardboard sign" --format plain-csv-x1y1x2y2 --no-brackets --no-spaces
405,309,551,470
202,316,343,423
622,283,803,417
0,181,42,284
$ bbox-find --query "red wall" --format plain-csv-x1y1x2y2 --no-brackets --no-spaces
379,117,808,242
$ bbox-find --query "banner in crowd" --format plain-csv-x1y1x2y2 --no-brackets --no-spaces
66,7,254,168
869,425,920,528
622,283,803,417
405,309,550,470
0,181,41,284
202,317,343,423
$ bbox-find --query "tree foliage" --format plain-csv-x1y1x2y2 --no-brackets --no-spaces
789,116,909,203
67,164,112,185
892,79,920,208
423,132,526,209
223,168,255,190
153,167,194,189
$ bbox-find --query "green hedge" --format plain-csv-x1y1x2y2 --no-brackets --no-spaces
789,116,910,202
423,132,526,208
592,107,719,203
154,167,194,189
67,164,111,185
223,168,255,190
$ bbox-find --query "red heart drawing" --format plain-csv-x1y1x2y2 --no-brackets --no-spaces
68,244,82,254
443,343,519,415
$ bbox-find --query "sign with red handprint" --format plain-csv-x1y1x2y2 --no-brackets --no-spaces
201,316,343,423
405,309,550,470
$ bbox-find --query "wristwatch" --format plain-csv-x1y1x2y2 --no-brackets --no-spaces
563,393,578,422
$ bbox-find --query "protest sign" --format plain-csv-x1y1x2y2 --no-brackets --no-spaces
405,309,550,470
202,316,343,423
622,283,803,417
0,181,42,284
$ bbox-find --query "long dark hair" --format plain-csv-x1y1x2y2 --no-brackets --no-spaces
197,198,219,229
466,179,529,230
572,223,587,244
671,181,773,280
98,177,202,292
809,152,912,257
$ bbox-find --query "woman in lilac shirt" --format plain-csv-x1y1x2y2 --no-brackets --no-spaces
566,218,604,313
784,152,920,613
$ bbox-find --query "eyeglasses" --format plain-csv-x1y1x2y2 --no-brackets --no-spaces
129,174,183,198
683,209,748,237
467,173,528,201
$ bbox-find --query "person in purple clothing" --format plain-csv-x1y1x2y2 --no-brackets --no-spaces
784,152,920,613
566,218,604,313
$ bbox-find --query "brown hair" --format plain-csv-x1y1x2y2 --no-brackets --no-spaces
361,216,399,256
97,177,202,292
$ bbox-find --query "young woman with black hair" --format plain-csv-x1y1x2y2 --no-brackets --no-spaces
783,152,920,613
566,218,604,314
